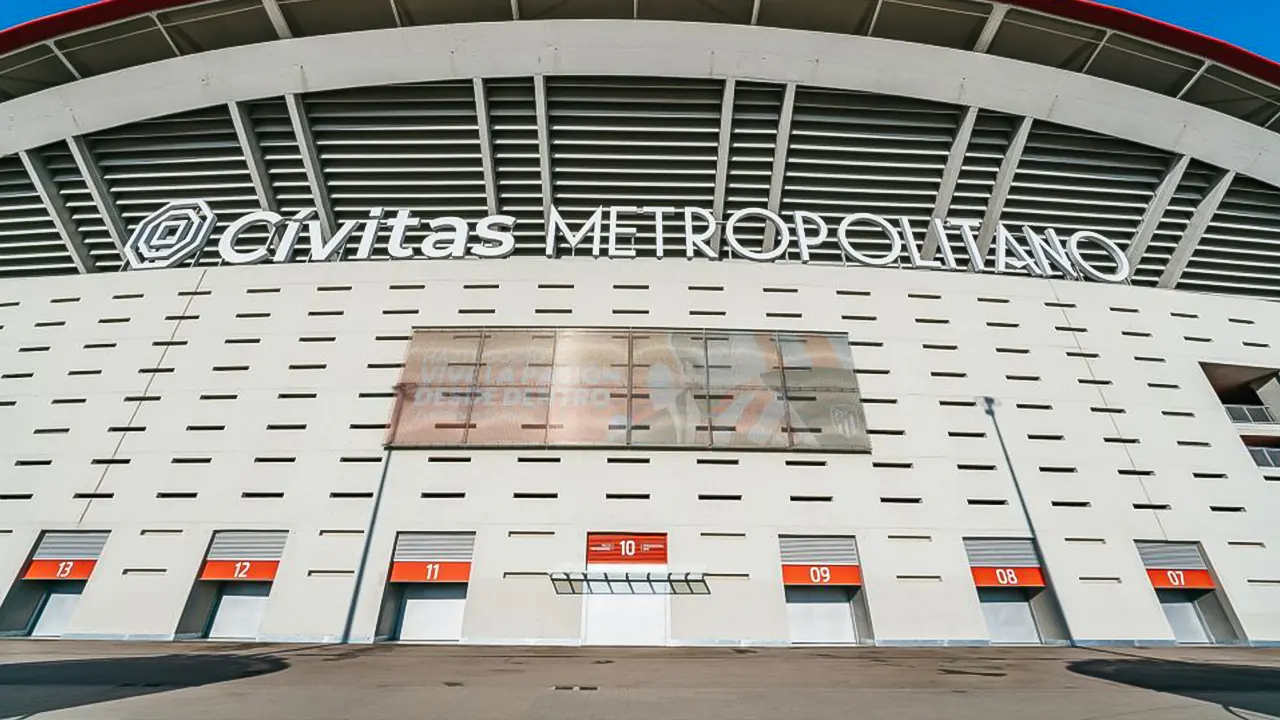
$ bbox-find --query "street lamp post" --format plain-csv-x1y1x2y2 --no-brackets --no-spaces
982,395,1077,645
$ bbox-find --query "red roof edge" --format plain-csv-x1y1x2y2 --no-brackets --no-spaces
0,0,195,56
2,0,1278,90
1002,0,1280,87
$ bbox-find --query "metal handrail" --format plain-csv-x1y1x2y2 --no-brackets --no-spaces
1225,404,1278,424
1248,446,1280,468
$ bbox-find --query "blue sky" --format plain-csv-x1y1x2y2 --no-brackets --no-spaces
2,0,1279,61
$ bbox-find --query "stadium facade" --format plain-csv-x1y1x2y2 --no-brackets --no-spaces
0,0,1278,647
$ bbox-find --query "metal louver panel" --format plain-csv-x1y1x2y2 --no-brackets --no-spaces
1000,121,1171,273
723,81,785,257
778,536,859,564
947,109,1018,266
206,530,289,560
780,89,959,263
1135,541,1208,570
243,97,307,261
393,532,476,562
302,83,489,260
963,538,1040,567
546,76,721,258
1178,174,1280,298
36,142,122,271
33,531,110,560
487,78,544,253
84,105,260,266
1133,159,1217,285
0,154,78,277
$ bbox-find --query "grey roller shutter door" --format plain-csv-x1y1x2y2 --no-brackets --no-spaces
32,531,109,560
207,531,288,560
1135,541,1207,570
779,536,859,565
963,538,1040,568
394,532,476,562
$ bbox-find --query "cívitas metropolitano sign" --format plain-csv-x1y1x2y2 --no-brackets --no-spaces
125,200,1130,282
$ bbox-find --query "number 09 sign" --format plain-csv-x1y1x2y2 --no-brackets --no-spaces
781,564,862,586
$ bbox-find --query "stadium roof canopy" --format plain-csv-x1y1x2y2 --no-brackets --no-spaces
2,0,1280,135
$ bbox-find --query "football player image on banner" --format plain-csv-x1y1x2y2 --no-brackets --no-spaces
388,328,870,451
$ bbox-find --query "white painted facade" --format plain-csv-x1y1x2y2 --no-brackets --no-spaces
1,258,1277,646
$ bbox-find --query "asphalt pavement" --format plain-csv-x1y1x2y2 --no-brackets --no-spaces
1,642,1278,719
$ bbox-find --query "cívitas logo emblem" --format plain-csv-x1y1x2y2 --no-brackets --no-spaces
124,200,218,270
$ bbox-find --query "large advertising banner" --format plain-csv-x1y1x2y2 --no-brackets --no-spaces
389,328,870,452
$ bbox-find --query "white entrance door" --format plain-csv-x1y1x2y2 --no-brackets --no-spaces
1159,591,1211,644
206,582,271,640
397,584,467,641
30,583,85,638
583,593,668,646
978,588,1041,644
785,586,857,644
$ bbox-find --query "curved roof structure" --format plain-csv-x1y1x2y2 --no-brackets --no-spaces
1,5,1279,300
2,0,1280,134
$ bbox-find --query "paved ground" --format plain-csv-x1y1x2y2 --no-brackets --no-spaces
0,642,1278,719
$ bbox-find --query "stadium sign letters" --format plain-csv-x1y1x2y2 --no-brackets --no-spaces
126,200,1130,282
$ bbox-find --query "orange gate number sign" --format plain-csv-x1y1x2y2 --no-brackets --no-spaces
781,564,862,586
970,567,1046,587
389,561,472,583
199,560,279,581
1147,568,1214,589
24,559,96,580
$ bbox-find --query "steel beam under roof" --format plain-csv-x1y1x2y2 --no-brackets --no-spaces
1159,169,1236,288
66,135,127,257
761,82,797,253
711,78,736,254
285,93,336,239
20,149,95,274
47,42,81,80
473,78,499,216
261,0,293,39
228,100,276,212
1126,154,1190,268
923,106,978,260
974,3,1008,53
534,74,553,236
975,115,1033,260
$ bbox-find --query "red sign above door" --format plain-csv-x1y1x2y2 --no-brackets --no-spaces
587,533,668,563
23,559,96,580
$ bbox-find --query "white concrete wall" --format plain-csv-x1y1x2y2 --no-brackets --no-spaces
1,258,1278,645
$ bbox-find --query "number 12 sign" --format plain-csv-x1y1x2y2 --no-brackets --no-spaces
199,560,279,581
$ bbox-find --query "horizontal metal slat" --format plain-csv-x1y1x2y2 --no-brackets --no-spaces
207,530,289,560
33,531,110,560
778,536,859,565
393,532,476,562
1135,541,1207,570
963,538,1040,568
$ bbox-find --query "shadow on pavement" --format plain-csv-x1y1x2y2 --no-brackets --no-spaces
1068,656,1280,718
0,652,288,716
